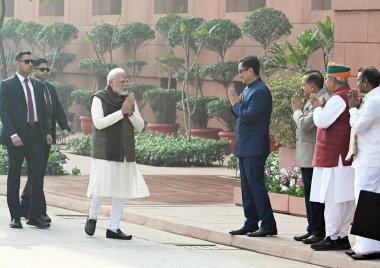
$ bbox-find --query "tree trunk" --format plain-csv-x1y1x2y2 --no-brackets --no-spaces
0,0,8,79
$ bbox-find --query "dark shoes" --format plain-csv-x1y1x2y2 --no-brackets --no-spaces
106,229,132,240
311,236,350,251
345,249,356,256
302,235,325,244
41,214,51,224
26,216,50,228
229,226,258,235
351,252,380,260
84,217,97,236
9,218,22,229
294,232,311,241
247,227,277,237
337,236,351,250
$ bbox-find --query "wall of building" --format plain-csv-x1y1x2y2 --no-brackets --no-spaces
10,0,376,131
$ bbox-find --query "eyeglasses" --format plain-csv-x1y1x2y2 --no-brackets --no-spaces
238,68,248,74
34,67,51,72
19,59,35,65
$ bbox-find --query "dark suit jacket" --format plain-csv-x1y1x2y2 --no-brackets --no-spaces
231,78,272,157
0,74,50,146
44,81,70,143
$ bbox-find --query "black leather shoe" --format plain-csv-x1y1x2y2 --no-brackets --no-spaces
84,217,97,236
351,252,380,260
294,232,311,241
345,249,356,256
26,216,50,228
311,237,340,251
229,226,258,235
9,218,22,229
302,235,324,244
337,236,351,250
247,227,277,237
41,214,51,224
106,229,132,240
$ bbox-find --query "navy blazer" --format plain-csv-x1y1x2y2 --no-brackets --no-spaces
231,78,272,157
0,74,50,146
44,81,70,143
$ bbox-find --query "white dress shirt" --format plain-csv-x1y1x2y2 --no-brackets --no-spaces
350,86,380,168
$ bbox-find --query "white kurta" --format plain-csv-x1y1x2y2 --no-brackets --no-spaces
310,95,355,203
350,86,380,254
86,96,150,199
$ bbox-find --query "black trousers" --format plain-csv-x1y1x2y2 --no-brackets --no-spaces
240,155,277,230
7,125,46,219
20,143,50,216
301,167,325,236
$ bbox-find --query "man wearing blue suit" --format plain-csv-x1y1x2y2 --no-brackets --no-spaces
228,56,277,237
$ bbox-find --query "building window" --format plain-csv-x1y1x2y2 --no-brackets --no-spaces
154,0,188,14
226,0,266,12
311,0,331,10
5,0,14,17
92,0,121,15
39,0,64,16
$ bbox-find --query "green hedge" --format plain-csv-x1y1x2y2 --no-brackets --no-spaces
66,135,92,156
65,132,229,167
0,145,68,175
135,132,228,167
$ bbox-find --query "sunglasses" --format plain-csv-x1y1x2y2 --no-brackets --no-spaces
19,59,35,65
34,67,51,72
238,68,248,74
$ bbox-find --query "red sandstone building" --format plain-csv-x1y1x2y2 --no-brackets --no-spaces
4,0,380,126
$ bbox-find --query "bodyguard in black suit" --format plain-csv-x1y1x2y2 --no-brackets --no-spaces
228,56,277,237
20,58,71,224
0,51,52,229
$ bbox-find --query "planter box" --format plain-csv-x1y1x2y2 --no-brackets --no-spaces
268,192,289,213
191,128,221,140
279,146,296,168
79,115,92,135
146,123,179,134
218,131,236,154
288,196,307,216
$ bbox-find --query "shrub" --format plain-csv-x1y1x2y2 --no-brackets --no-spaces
143,88,181,124
50,81,77,113
71,89,94,114
207,98,236,131
135,132,229,167
264,152,304,197
66,135,92,156
0,145,68,175
267,73,302,146
176,96,218,128
127,82,155,103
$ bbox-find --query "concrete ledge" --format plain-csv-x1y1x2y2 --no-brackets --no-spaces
1,186,379,268
41,193,380,268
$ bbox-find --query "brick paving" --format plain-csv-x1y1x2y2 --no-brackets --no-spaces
43,174,240,205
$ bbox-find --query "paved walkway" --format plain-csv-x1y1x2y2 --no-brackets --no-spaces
0,152,379,268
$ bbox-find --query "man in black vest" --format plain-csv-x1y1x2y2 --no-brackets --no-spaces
0,51,52,229
84,68,149,240
20,58,71,224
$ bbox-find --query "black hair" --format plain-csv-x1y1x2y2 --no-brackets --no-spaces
15,51,32,61
358,66,380,87
304,70,324,89
238,56,260,76
33,58,48,67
